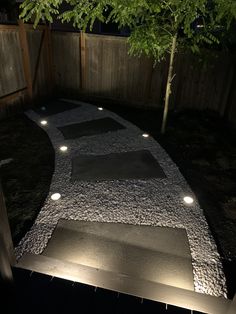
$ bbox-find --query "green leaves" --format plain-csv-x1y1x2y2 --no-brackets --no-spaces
19,0,236,60
20,0,61,28
128,22,173,62
60,0,106,30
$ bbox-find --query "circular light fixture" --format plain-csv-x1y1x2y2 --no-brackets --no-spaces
98,107,103,111
60,146,68,152
51,193,61,201
183,196,194,204
142,133,149,138
40,120,47,125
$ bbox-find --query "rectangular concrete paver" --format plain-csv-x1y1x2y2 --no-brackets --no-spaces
72,150,166,181
42,219,194,291
58,117,125,139
34,100,80,116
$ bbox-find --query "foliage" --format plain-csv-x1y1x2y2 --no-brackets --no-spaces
20,0,236,62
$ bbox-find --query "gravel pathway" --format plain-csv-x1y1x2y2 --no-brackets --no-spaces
15,99,227,297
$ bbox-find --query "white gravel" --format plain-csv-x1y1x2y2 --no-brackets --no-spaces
15,99,227,298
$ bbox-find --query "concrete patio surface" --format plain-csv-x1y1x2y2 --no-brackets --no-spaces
58,117,125,139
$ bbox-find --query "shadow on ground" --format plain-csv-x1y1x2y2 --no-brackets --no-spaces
0,114,55,245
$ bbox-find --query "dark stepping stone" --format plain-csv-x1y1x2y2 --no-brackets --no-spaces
58,117,125,140
34,100,80,116
72,150,166,181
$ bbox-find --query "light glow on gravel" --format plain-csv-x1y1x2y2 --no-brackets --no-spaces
98,107,103,111
60,146,68,152
184,196,194,204
40,120,47,125
142,133,149,138
51,193,61,201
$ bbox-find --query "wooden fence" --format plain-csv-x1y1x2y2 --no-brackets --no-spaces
52,32,236,125
0,24,236,126
0,22,53,116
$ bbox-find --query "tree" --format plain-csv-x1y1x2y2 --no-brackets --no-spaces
20,0,236,133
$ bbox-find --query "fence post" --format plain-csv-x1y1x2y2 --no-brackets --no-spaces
0,181,15,283
18,20,33,102
45,24,54,96
80,31,86,90
223,57,236,120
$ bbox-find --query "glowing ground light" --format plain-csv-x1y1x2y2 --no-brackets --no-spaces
51,193,61,201
60,146,68,152
40,120,47,125
142,133,149,138
41,106,46,111
98,107,103,111
183,196,194,204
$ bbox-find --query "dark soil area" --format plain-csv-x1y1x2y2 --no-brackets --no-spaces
0,114,55,245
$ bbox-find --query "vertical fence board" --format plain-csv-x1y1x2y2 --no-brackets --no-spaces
52,31,81,93
18,20,33,101
45,26,54,95
80,31,86,90
27,29,50,99
0,30,26,97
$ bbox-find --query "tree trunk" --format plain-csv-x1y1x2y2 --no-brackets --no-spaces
161,33,177,134
0,181,15,283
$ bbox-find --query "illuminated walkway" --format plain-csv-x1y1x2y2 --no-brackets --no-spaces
15,99,227,297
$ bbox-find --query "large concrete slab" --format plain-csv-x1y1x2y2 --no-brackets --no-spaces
57,117,126,139
42,219,194,291
72,149,166,181
34,100,80,116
